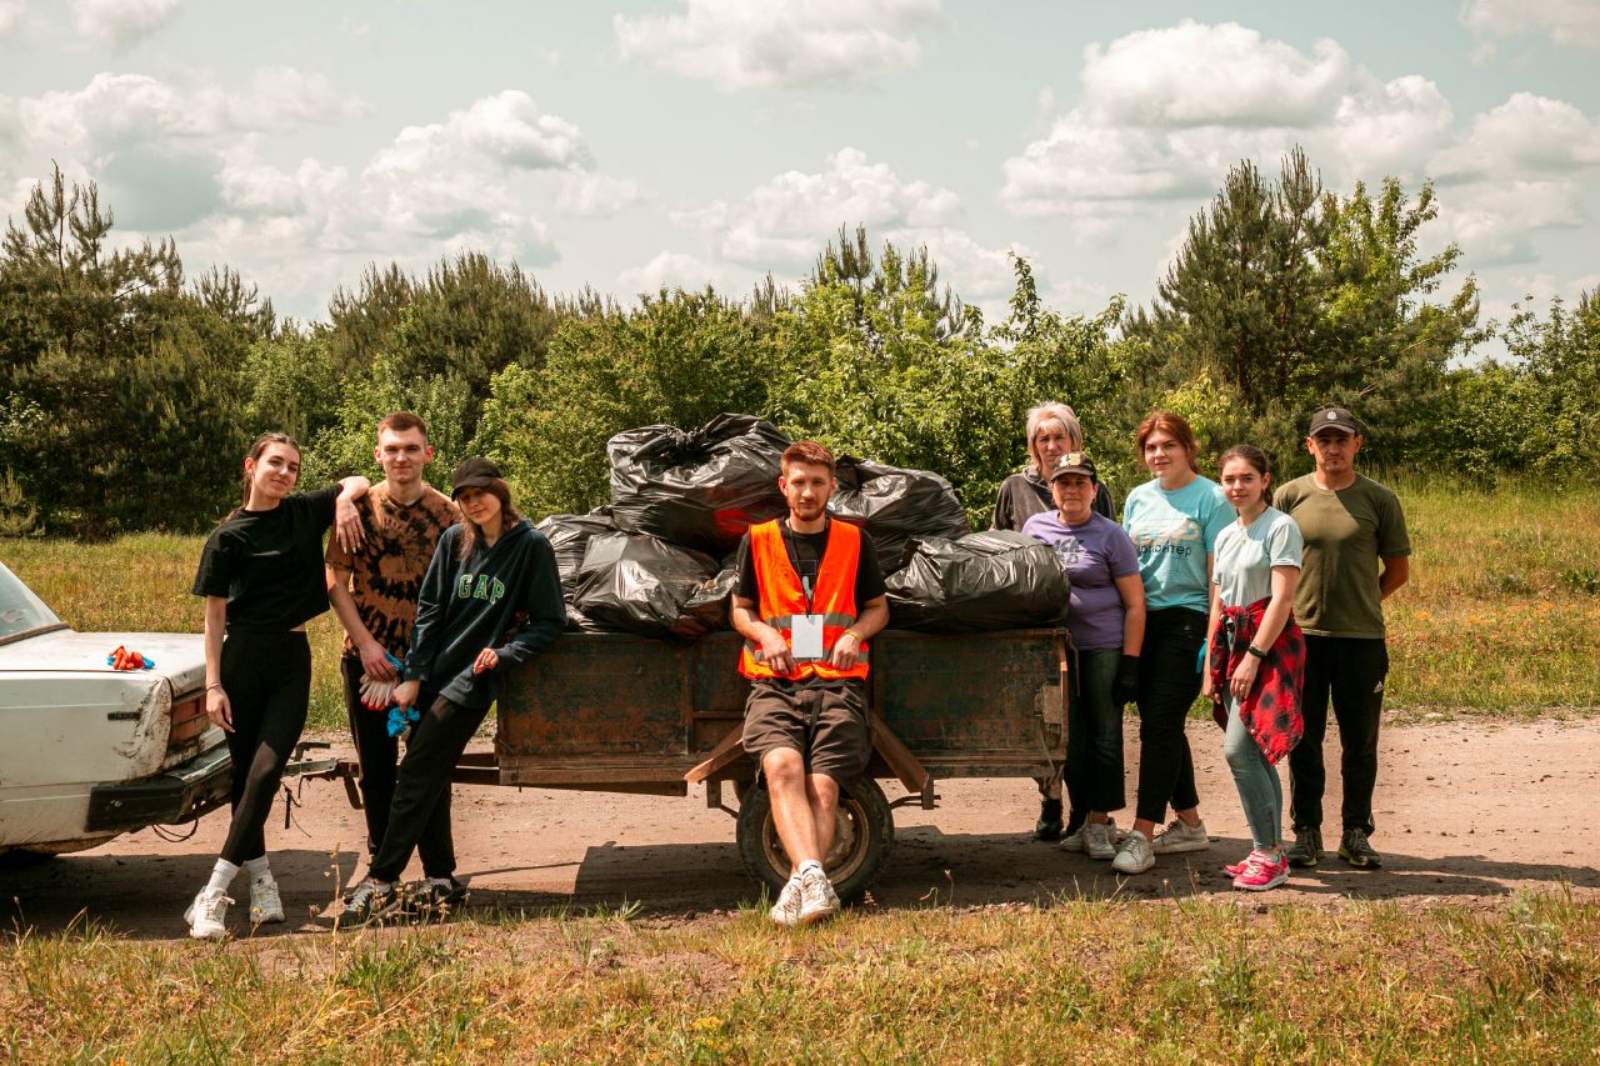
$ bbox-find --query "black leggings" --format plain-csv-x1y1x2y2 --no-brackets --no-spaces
369,694,486,884
1134,607,1207,824
218,631,311,865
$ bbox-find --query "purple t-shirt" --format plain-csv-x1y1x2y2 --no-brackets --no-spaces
1022,510,1140,650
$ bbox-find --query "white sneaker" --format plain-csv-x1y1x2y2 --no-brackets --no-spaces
769,877,803,928
1152,818,1211,855
1059,818,1121,854
1082,821,1118,861
796,867,840,925
249,875,285,925
1111,829,1155,875
185,888,232,941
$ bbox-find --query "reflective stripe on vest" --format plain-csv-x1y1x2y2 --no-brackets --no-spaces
738,518,870,682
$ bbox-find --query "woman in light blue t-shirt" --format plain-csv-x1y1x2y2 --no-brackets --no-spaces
1205,444,1303,892
1109,411,1232,876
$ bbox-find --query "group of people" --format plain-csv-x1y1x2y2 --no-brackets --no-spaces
186,414,565,940
180,399,1408,939
993,403,1409,894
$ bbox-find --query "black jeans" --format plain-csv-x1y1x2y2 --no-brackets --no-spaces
369,693,486,884
341,655,453,877
1065,648,1125,816
1134,607,1207,825
218,631,311,865
1290,636,1389,836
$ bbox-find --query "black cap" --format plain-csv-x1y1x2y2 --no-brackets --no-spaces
1048,451,1098,483
1308,406,1360,437
451,457,504,499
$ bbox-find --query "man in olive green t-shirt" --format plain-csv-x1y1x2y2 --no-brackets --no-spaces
1273,406,1411,870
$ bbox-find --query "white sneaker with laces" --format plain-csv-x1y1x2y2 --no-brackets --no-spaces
1060,818,1121,854
769,877,803,928
1152,818,1210,854
1082,821,1118,860
1111,829,1155,874
185,888,232,941
249,875,285,925
796,867,840,925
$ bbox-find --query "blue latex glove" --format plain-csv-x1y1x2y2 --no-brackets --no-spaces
386,704,421,738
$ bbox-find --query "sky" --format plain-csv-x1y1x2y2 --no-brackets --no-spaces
2,0,1598,347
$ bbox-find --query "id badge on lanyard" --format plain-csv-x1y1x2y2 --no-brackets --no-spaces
791,574,826,661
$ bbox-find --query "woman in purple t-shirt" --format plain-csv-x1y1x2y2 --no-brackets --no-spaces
1023,452,1145,860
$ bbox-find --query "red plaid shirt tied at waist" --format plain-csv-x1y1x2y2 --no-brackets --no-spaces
1207,596,1306,765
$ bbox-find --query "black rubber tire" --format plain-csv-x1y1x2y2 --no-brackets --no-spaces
735,777,894,903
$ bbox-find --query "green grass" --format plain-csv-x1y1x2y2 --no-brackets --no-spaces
3,890,1598,1063
4,480,1599,726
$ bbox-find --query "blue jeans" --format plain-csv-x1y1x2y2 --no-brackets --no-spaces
1224,695,1283,850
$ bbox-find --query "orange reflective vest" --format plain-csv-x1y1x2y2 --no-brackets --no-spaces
738,518,870,682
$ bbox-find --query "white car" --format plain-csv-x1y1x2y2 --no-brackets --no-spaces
0,561,231,857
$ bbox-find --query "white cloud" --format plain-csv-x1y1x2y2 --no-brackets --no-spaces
614,0,945,90
1439,180,1584,265
18,70,365,152
681,147,960,267
558,172,645,217
662,147,1022,305
72,0,180,46
617,251,738,294
998,15,1588,278
1461,0,1600,50
1434,92,1600,181
0,1,24,36
370,91,587,178
1079,20,1351,128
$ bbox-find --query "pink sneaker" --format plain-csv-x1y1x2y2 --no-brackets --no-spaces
1231,850,1288,892
1223,854,1250,878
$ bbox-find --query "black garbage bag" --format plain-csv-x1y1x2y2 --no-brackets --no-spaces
572,531,721,638
681,560,740,635
886,530,1068,633
829,456,971,573
534,508,617,598
609,413,791,555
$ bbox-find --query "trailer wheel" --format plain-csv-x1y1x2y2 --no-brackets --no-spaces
735,777,893,903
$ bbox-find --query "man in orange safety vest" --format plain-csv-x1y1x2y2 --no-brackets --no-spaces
731,440,890,928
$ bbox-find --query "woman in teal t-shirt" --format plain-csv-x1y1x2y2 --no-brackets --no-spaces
1110,411,1233,875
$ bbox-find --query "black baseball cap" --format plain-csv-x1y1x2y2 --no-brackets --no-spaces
1048,451,1099,483
451,457,504,498
1308,406,1360,437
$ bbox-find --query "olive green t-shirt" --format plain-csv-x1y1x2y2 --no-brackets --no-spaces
1273,473,1410,639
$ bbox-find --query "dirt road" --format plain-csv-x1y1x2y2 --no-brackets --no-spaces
5,718,1597,940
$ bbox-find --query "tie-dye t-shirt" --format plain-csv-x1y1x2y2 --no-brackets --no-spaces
325,482,458,658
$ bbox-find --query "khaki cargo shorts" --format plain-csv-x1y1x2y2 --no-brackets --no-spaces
741,680,870,783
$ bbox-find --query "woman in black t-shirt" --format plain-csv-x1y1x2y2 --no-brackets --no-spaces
185,431,369,940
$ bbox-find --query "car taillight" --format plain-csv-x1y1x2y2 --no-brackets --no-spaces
168,691,208,749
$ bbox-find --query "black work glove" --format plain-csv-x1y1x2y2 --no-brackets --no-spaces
1114,654,1141,706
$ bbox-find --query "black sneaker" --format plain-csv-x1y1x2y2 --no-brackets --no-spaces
1034,798,1064,842
1338,828,1382,869
1286,827,1323,869
336,877,398,927
419,876,469,912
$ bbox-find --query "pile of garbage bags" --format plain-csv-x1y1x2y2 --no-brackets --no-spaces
543,413,1065,639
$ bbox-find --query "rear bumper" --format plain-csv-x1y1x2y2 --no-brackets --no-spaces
84,744,232,833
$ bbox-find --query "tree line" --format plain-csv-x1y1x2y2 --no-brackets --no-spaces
2,149,1596,539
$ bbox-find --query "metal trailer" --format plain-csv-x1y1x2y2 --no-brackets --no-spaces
322,628,1070,901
